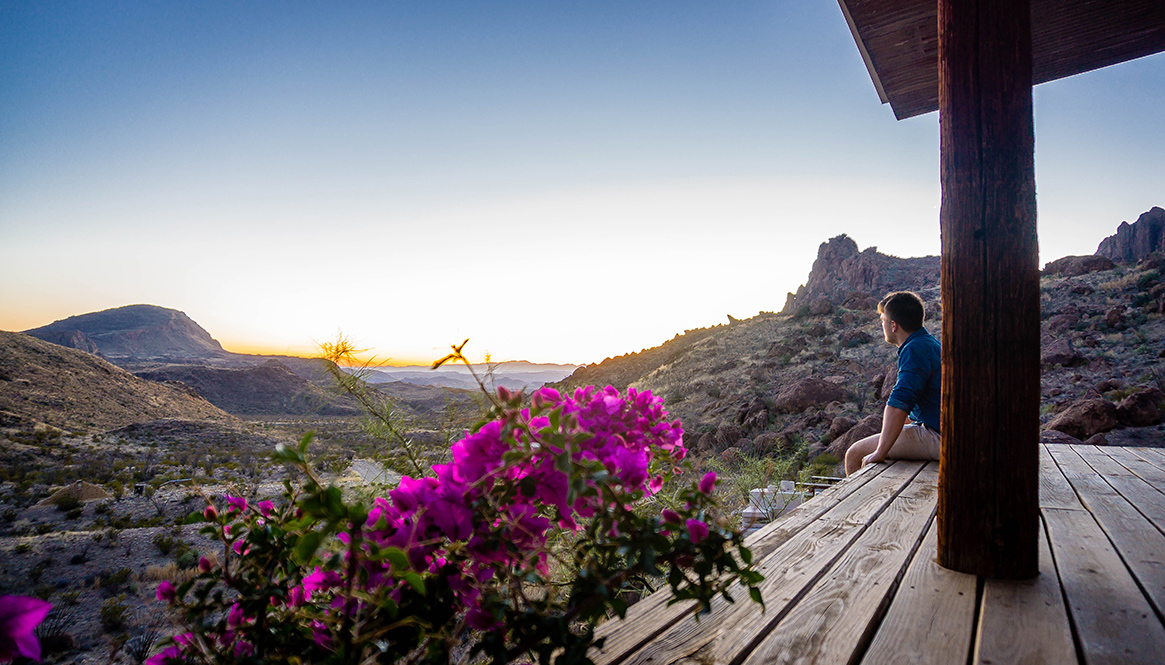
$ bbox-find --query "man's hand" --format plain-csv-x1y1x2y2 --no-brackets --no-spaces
862,449,888,467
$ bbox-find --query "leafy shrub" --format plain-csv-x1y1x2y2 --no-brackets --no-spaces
149,381,762,665
14,542,32,554
99,567,134,594
52,493,81,512
35,608,76,658
100,595,130,633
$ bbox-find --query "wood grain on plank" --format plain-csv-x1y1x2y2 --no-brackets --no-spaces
1130,446,1165,472
1039,444,1083,510
1058,446,1165,620
1105,446,1165,492
1044,505,1165,664
590,461,896,664
1081,446,1165,532
974,519,1077,665
861,518,976,665
739,464,939,665
595,461,929,665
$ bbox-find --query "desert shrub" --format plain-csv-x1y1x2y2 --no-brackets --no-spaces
124,624,165,665
35,522,54,535
65,506,83,520
99,567,134,594
174,548,199,569
14,541,32,554
69,548,90,565
29,557,52,584
56,588,82,606
146,562,200,585
100,595,130,632
34,584,55,600
152,533,182,556
148,379,762,665
94,500,112,514
35,608,76,658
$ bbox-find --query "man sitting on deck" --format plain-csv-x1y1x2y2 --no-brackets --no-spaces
845,291,941,476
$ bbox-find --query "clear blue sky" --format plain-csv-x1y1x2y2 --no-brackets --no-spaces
2,1,1161,365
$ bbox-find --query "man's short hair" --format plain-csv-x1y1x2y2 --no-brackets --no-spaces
878,291,925,332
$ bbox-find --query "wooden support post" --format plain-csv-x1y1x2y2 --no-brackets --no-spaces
936,0,1039,578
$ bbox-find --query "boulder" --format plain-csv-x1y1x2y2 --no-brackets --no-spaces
880,364,899,401
1041,255,1116,277
825,413,882,459
1115,388,1164,427
753,430,798,455
736,398,770,430
809,296,834,316
828,416,857,441
1044,398,1120,440
1083,433,1109,446
839,330,873,348
806,323,829,338
1040,429,1082,445
1041,339,1086,367
1104,306,1126,330
715,423,744,450
773,378,850,414
1069,283,1095,295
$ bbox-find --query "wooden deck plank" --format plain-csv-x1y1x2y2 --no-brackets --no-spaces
1044,502,1165,663
1081,446,1165,534
1039,443,1084,511
738,463,938,665
1129,446,1165,473
974,519,1078,665
1101,446,1165,493
592,461,928,665
1056,446,1165,620
860,518,976,665
589,461,894,664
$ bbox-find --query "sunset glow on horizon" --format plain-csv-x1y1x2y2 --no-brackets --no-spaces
2,2,1162,366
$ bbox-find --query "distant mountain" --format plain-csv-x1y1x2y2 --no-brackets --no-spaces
23,304,228,363
363,362,581,391
0,331,231,432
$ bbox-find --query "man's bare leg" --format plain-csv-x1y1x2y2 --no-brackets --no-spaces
844,434,881,476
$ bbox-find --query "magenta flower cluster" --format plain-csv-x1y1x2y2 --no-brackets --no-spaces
146,384,760,664
338,385,685,625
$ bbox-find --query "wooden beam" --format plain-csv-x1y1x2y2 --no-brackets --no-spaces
936,0,1039,578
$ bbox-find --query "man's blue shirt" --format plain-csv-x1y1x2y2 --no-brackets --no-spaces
887,327,942,432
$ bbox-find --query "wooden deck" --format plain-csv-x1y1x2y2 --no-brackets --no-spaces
592,444,1165,665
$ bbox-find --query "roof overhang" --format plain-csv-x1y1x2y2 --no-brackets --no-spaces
838,0,1165,120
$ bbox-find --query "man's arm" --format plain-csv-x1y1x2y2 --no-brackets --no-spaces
863,404,909,466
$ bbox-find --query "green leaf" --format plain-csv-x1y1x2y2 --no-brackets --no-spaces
739,546,752,565
295,531,322,564
384,547,410,571
402,571,426,594
749,586,764,609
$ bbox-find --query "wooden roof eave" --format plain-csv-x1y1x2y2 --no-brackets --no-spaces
838,0,1165,120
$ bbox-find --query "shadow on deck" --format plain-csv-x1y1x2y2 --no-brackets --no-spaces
592,444,1165,665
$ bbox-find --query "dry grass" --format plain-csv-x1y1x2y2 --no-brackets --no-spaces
144,561,200,584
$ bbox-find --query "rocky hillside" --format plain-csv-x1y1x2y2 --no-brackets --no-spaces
556,222,1165,462
23,304,229,363
0,331,232,432
135,360,360,416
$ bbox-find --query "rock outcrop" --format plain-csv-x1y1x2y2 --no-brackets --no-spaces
1041,255,1115,277
772,378,850,414
781,235,940,315
1095,207,1165,264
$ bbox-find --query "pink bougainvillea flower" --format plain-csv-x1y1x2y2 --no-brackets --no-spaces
686,518,709,544
0,595,52,663
660,509,681,525
234,640,254,658
303,568,342,595
699,471,717,495
257,500,275,516
226,496,248,513
311,620,332,649
155,580,176,603
198,556,213,573
145,644,183,665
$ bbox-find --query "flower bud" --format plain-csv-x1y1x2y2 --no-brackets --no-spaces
203,505,218,520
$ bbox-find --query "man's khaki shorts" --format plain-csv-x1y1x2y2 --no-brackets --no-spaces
889,423,940,461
